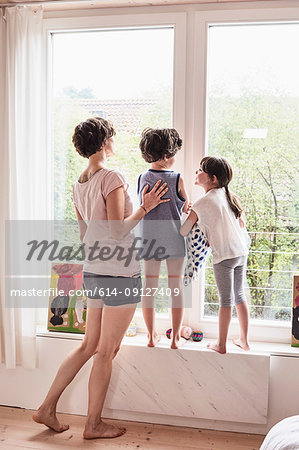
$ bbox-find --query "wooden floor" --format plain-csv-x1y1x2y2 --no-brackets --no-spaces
0,406,265,450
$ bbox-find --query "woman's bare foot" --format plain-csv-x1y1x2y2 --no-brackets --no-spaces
233,338,250,351
83,421,126,439
207,342,226,354
147,333,161,347
171,337,187,349
32,408,69,432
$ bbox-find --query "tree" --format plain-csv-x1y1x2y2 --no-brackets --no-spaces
205,89,298,320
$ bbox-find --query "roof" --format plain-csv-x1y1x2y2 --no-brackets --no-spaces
73,98,158,135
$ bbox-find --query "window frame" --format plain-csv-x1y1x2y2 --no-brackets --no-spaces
41,5,299,342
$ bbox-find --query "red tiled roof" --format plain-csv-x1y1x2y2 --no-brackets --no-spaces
73,98,158,135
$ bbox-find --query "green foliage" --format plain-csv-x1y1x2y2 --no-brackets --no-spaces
54,87,298,321
207,89,299,320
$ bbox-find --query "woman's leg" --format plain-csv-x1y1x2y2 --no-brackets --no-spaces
166,257,185,349
32,298,104,432
83,304,136,439
233,258,250,351
208,259,234,354
142,259,161,347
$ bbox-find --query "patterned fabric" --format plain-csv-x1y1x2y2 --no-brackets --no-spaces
183,223,211,286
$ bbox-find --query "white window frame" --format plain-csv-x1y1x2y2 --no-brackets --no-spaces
43,11,187,332
190,6,299,344
41,4,299,343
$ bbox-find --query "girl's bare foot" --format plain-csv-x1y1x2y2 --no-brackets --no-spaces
171,337,187,349
207,342,226,354
83,421,126,439
147,333,161,347
32,408,69,432
233,338,250,351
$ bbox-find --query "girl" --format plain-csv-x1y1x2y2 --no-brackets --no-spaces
33,117,169,439
138,128,191,349
181,156,250,354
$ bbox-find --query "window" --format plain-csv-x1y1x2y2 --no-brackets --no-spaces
204,22,299,323
40,12,186,331
41,7,299,339
52,27,174,219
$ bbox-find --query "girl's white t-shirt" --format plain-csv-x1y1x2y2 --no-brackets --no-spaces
192,188,249,264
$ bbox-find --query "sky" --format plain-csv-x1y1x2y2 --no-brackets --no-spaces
208,23,299,96
52,27,174,99
52,22,299,100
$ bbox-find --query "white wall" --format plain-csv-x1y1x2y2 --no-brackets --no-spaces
0,336,298,434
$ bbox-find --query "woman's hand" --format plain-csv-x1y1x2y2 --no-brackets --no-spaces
141,180,170,213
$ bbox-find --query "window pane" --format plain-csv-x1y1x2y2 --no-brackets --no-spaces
205,23,299,322
52,27,174,317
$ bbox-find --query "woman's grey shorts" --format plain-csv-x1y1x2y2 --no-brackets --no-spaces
213,255,248,308
83,272,142,307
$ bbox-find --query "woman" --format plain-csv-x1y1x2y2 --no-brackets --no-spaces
33,117,169,439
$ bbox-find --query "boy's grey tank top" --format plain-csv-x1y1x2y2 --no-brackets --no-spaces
137,169,186,259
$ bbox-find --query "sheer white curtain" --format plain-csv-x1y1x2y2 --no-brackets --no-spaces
0,6,50,368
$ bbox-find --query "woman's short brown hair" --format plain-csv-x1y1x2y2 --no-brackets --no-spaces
139,128,182,163
72,117,115,158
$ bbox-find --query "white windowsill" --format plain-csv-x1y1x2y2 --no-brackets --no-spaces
36,328,299,358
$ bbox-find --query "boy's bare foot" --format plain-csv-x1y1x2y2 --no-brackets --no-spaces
207,342,226,354
32,409,69,432
147,333,161,347
233,338,250,351
171,337,187,349
83,421,126,439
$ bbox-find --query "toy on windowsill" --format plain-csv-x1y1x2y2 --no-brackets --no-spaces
166,326,193,340
126,322,137,337
181,326,193,339
191,331,203,342
166,328,172,339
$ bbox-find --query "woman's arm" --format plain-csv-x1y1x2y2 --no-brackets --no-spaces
74,206,87,241
107,180,169,240
178,176,192,214
180,210,198,236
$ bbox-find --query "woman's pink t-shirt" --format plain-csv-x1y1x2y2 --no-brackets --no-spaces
73,168,141,277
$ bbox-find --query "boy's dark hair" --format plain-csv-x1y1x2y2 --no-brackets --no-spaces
200,156,243,219
139,128,182,163
72,117,115,158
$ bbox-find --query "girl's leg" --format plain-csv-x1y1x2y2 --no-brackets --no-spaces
83,304,136,439
209,306,232,354
142,259,162,347
233,258,250,351
33,298,104,432
208,259,234,354
233,302,250,350
166,257,185,349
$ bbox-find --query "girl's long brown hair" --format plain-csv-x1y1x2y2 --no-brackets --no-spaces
200,156,243,219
